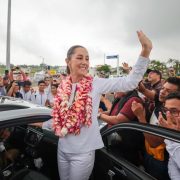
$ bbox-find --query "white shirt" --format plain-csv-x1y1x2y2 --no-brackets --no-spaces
44,84,51,95
43,56,150,153
165,139,180,180
31,90,48,106
149,110,159,125
20,89,32,101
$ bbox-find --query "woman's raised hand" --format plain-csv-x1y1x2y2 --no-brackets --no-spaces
137,30,152,58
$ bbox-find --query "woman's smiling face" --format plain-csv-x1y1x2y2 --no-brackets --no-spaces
67,47,89,79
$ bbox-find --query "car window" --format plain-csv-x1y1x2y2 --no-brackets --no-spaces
0,123,59,180
104,129,144,166
101,127,172,180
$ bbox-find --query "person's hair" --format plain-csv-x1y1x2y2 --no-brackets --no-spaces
165,92,180,102
38,80,46,85
66,45,85,74
166,77,180,91
51,84,58,89
23,80,32,87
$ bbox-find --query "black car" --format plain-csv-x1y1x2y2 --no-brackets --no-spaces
0,96,180,180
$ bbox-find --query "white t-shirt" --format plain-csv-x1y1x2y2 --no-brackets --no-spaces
43,56,150,153
44,84,51,95
165,139,180,180
20,89,32,101
149,110,159,125
31,91,48,106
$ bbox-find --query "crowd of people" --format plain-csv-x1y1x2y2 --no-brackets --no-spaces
0,67,62,108
0,31,180,180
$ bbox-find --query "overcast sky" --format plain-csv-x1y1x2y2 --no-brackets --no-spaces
0,0,180,67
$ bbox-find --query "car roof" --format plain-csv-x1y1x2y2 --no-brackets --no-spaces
0,96,52,121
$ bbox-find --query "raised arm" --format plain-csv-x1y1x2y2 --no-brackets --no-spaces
137,30,152,58
19,68,27,81
94,31,152,94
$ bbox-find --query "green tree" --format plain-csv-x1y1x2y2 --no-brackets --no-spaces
96,64,111,73
148,59,167,78
167,58,180,74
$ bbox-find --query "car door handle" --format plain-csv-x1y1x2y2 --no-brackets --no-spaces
113,166,127,177
107,169,115,180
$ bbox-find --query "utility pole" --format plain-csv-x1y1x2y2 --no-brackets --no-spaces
103,53,106,65
6,0,11,70
117,55,119,76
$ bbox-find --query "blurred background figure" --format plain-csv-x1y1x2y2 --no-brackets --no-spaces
122,62,132,74
167,67,176,77
20,81,32,101
3,76,10,91
0,76,6,96
31,80,48,106
6,81,23,98
46,84,58,108
44,76,51,95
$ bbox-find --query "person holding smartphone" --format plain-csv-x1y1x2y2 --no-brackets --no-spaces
6,81,23,98
9,66,27,84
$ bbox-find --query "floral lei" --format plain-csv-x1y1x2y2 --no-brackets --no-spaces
52,75,93,137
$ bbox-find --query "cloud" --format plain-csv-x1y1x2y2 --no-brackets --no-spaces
0,0,180,66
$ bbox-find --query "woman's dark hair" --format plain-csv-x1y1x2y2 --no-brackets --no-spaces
66,45,85,74
166,77,180,91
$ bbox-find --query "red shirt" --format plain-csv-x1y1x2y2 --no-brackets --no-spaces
111,97,142,121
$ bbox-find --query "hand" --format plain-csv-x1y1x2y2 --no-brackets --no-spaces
100,95,106,102
12,82,18,88
122,62,129,70
98,108,103,113
131,101,146,122
137,30,152,58
0,128,11,140
30,122,43,128
138,81,146,93
159,111,180,131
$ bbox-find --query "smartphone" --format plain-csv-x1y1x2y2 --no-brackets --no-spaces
161,111,167,120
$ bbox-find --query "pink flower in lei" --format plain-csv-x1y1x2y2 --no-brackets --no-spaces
52,75,93,137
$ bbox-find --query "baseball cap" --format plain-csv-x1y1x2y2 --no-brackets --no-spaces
146,69,162,79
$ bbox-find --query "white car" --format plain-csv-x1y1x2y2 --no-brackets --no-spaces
0,96,55,180
0,96,180,180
